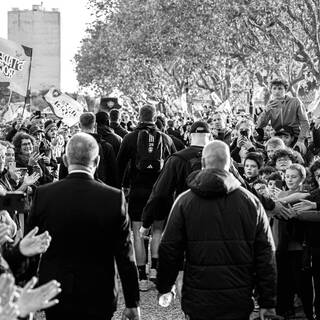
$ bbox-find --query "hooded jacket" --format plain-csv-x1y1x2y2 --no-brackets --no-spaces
97,125,122,155
157,169,276,320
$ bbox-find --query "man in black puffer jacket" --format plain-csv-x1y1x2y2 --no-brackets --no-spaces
157,140,277,320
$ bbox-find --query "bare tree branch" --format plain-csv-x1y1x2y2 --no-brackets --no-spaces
276,18,320,80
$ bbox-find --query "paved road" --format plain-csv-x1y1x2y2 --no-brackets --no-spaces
112,286,185,320
35,285,185,320
36,286,307,320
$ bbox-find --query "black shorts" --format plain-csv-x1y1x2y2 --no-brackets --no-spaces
128,187,152,222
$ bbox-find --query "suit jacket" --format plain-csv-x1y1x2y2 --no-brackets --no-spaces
27,172,139,317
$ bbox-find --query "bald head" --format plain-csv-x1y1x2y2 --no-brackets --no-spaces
66,133,99,168
202,141,230,171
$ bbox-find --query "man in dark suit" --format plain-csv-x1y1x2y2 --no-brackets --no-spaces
27,132,140,320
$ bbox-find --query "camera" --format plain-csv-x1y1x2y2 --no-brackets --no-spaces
0,192,27,215
240,129,249,138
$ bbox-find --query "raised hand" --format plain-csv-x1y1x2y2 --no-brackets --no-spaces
266,99,279,111
242,138,254,150
23,172,40,186
17,277,61,317
270,187,282,200
28,152,43,166
14,117,23,131
19,227,51,257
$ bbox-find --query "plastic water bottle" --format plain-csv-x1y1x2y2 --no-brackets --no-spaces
158,292,173,307
158,285,176,307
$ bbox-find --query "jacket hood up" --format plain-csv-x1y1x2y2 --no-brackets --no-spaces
187,168,241,198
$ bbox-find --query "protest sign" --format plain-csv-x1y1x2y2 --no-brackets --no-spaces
0,38,32,96
1,102,31,123
44,88,84,127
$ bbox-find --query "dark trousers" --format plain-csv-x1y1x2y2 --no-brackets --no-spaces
276,250,314,319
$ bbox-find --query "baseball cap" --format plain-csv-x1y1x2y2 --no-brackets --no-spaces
190,121,210,134
275,126,295,137
29,125,44,136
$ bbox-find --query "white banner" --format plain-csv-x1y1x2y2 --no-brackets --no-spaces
0,38,32,96
44,88,84,127
0,102,31,123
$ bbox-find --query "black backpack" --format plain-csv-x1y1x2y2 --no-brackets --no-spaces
135,128,165,173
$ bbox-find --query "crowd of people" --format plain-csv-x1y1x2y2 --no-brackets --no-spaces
0,77,319,319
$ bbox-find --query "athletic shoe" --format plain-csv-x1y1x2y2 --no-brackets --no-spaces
149,268,157,282
139,279,150,292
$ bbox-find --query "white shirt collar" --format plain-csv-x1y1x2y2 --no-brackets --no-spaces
69,169,93,178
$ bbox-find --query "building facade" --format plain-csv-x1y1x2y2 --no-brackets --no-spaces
8,4,61,92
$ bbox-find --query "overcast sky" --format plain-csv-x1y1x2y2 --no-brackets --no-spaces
0,0,93,92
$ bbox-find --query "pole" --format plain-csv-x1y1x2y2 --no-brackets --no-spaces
22,49,33,118
7,89,13,107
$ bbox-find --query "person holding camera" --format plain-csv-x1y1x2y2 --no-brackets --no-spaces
230,118,264,165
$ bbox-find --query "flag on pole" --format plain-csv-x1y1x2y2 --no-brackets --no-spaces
76,95,88,111
44,88,84,127
0,38,32,96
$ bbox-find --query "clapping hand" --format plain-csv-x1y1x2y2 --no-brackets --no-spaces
0,211,17,239
19,227,51,257
23,172,40,186
0,274,19,319
0,303,19,320
0,223,14,245
17,277,61,317
293,199,317,212
0,273,15,307
121,307,141,320
28,152,44,166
